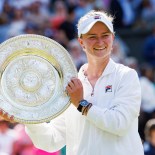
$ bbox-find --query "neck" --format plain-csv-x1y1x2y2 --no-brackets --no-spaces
85,58,110,79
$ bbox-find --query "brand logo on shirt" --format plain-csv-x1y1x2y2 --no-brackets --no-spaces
94,14,101,19
105,85,112,93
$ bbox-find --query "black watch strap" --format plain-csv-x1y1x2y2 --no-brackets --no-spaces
77,104,83,112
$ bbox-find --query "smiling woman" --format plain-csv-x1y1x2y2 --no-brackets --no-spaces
24,10,145,155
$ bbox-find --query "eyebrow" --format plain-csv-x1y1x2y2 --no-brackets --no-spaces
87,32,111,36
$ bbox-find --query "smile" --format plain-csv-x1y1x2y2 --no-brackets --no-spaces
94,47,106,50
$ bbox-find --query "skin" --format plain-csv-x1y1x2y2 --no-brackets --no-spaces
0,22,114,121
0,121,9,133
0,110,14,123
150,130,155,147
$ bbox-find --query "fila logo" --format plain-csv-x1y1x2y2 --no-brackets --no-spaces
94,14,101,19
105,85,112,93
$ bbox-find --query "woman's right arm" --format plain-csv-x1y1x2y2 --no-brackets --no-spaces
25,112,66,153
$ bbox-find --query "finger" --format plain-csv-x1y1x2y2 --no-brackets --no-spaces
66,86,72,93
68,81,75,89
76,79,82,86
71,78,82,86
3,112,9,119
0,109,6,120
0,109,3,115
0,110,5,116
10,116,15,123
71,79,80,87
0,109,15,123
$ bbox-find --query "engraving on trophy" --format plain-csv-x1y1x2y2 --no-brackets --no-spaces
1,55,60,107
20,71,41,92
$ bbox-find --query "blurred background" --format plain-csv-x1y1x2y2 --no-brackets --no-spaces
0,0,155,155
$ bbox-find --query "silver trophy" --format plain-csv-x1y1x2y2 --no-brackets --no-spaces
0,34,77,124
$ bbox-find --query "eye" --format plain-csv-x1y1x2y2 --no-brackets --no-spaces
102,34,110,38
89,36,96,39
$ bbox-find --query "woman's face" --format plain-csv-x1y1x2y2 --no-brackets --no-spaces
78,22,114,61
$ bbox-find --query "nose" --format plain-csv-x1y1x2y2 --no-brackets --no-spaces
96,37,103,45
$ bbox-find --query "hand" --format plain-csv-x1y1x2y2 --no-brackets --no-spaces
66,77,83,108
0,109,15,123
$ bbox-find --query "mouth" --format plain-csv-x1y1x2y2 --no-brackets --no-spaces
94,47,106,51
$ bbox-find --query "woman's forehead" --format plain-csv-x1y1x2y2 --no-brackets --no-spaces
89,22,110,31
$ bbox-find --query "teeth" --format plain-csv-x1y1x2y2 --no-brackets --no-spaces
94,48,105,50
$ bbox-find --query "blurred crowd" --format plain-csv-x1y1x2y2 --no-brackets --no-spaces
0,0,155,155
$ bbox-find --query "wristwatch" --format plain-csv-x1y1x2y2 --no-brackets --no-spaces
77,100,89,112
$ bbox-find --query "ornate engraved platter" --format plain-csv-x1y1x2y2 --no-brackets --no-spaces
0,34,77,124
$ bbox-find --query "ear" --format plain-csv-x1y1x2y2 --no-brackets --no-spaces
78,38,85,50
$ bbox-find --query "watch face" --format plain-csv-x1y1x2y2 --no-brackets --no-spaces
80,100,89,106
